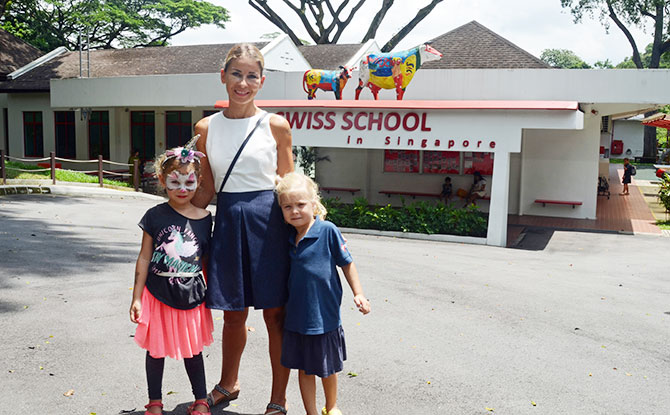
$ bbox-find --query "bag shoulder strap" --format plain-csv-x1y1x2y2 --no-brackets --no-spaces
218,112,269,193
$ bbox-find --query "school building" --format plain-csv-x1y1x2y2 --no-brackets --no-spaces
1,21,669,246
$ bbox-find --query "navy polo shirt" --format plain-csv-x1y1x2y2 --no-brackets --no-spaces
284,218,353,335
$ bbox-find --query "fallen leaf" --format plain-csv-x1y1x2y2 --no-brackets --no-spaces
589,373,593,377
64,389,75,397
166,391,177,395
347,372,358,377
486,407,495,412
23,306,29,309
8,370,13,373
426,381,431,384
39,366,44,370
625,372,632,376
247,326,255,332
531,401,537,406
214,316,222,320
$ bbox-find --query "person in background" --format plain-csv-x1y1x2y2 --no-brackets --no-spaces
464,171,487,207
440,176,452,204
621,157,633,195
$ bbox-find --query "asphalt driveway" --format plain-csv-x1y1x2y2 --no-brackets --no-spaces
1,193,669,414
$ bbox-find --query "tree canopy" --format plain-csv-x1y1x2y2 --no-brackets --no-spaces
561,0,670,159
248,0,444,52
0,0,229,52
560,0,669,69
540,48,592,68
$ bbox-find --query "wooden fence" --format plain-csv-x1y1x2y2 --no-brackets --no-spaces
0,149,140,190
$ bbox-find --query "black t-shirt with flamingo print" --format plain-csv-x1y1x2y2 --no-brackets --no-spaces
139,203,212,310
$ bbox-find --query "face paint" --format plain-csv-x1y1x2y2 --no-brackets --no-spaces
166,171,198,192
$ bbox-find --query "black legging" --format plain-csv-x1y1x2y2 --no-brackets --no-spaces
145,351,207,400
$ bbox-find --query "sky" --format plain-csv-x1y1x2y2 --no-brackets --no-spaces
171,0,653,66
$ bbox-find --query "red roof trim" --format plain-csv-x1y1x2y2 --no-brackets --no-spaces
643,120,670,129
214,100,579,111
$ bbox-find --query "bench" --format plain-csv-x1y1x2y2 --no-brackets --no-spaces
379,190,441,199
534,199,582,209
321,186,360,195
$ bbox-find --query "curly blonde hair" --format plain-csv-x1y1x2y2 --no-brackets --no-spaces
275,172,327,219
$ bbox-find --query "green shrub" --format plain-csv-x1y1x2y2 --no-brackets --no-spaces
658,172,670,213
323,197,487,237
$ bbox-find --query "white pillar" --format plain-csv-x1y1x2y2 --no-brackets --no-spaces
486,151,511,247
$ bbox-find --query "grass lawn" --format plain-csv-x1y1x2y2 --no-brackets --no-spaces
3,160,132,188
609,158,656,166
656,220,670,230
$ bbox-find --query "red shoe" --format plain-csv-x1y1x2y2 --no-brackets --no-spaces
187,399,211,415
144,402,163,415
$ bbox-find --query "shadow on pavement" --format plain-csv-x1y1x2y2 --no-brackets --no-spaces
509,227,555,251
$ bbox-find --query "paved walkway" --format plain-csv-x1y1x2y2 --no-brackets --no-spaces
508,163,663,239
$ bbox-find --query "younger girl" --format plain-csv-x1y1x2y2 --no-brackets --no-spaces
130,141,214,415
275,172,371,415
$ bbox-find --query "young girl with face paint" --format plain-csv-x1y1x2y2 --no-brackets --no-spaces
130,143,215,415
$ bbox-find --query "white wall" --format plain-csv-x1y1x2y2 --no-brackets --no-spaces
519,114,600,219
612,119,644,158
262,35,311,72
0,93,7,153
7,93,51,158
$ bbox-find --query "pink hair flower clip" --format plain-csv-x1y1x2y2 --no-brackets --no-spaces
163,134,206,165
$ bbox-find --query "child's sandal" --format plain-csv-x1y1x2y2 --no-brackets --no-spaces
144,402,163,415
187,399,211,415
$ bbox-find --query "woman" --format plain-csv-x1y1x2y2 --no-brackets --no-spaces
192,44,293,415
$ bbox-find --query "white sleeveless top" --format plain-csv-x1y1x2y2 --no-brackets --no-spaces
206,111,278,193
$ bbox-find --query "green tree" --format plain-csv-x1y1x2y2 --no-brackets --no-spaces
248,0,444,52
594,59,614,68
560,0,670,159
1,0,229,52
540,48,592,68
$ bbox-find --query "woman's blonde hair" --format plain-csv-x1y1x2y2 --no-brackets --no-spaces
275,172,327,219
223,43,265,74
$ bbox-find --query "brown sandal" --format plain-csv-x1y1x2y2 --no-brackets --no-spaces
206,384,239,407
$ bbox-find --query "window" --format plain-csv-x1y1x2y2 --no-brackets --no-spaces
383,150,419,173
131,111,155,160
23,111,43,157
463,152,494,175
89,111,110,159
422,151,460,174
55,111,76,158
165,111,192,149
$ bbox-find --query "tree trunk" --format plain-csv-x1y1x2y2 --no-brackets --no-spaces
381,0,443,52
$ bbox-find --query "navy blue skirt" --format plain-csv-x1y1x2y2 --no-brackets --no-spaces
206,190,290,311
281,326,347,378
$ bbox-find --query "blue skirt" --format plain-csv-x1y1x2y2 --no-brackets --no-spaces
206,190,290,311
281,326,347,378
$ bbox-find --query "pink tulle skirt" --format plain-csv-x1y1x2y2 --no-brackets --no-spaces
134,287,214,360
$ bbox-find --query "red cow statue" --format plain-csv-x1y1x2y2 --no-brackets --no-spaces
303,65,353,100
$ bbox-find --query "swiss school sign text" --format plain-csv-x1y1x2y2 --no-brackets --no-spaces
274,108,500,152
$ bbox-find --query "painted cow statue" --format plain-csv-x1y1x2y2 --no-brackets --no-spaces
303,65,353,100
355,44,442,100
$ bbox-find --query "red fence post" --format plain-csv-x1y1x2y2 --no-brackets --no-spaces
50,151,56,185
133,159,139,191
1,149,6,185
98,155,103,187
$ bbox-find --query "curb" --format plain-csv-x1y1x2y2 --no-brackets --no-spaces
338,226,487,245
0,184,164,201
